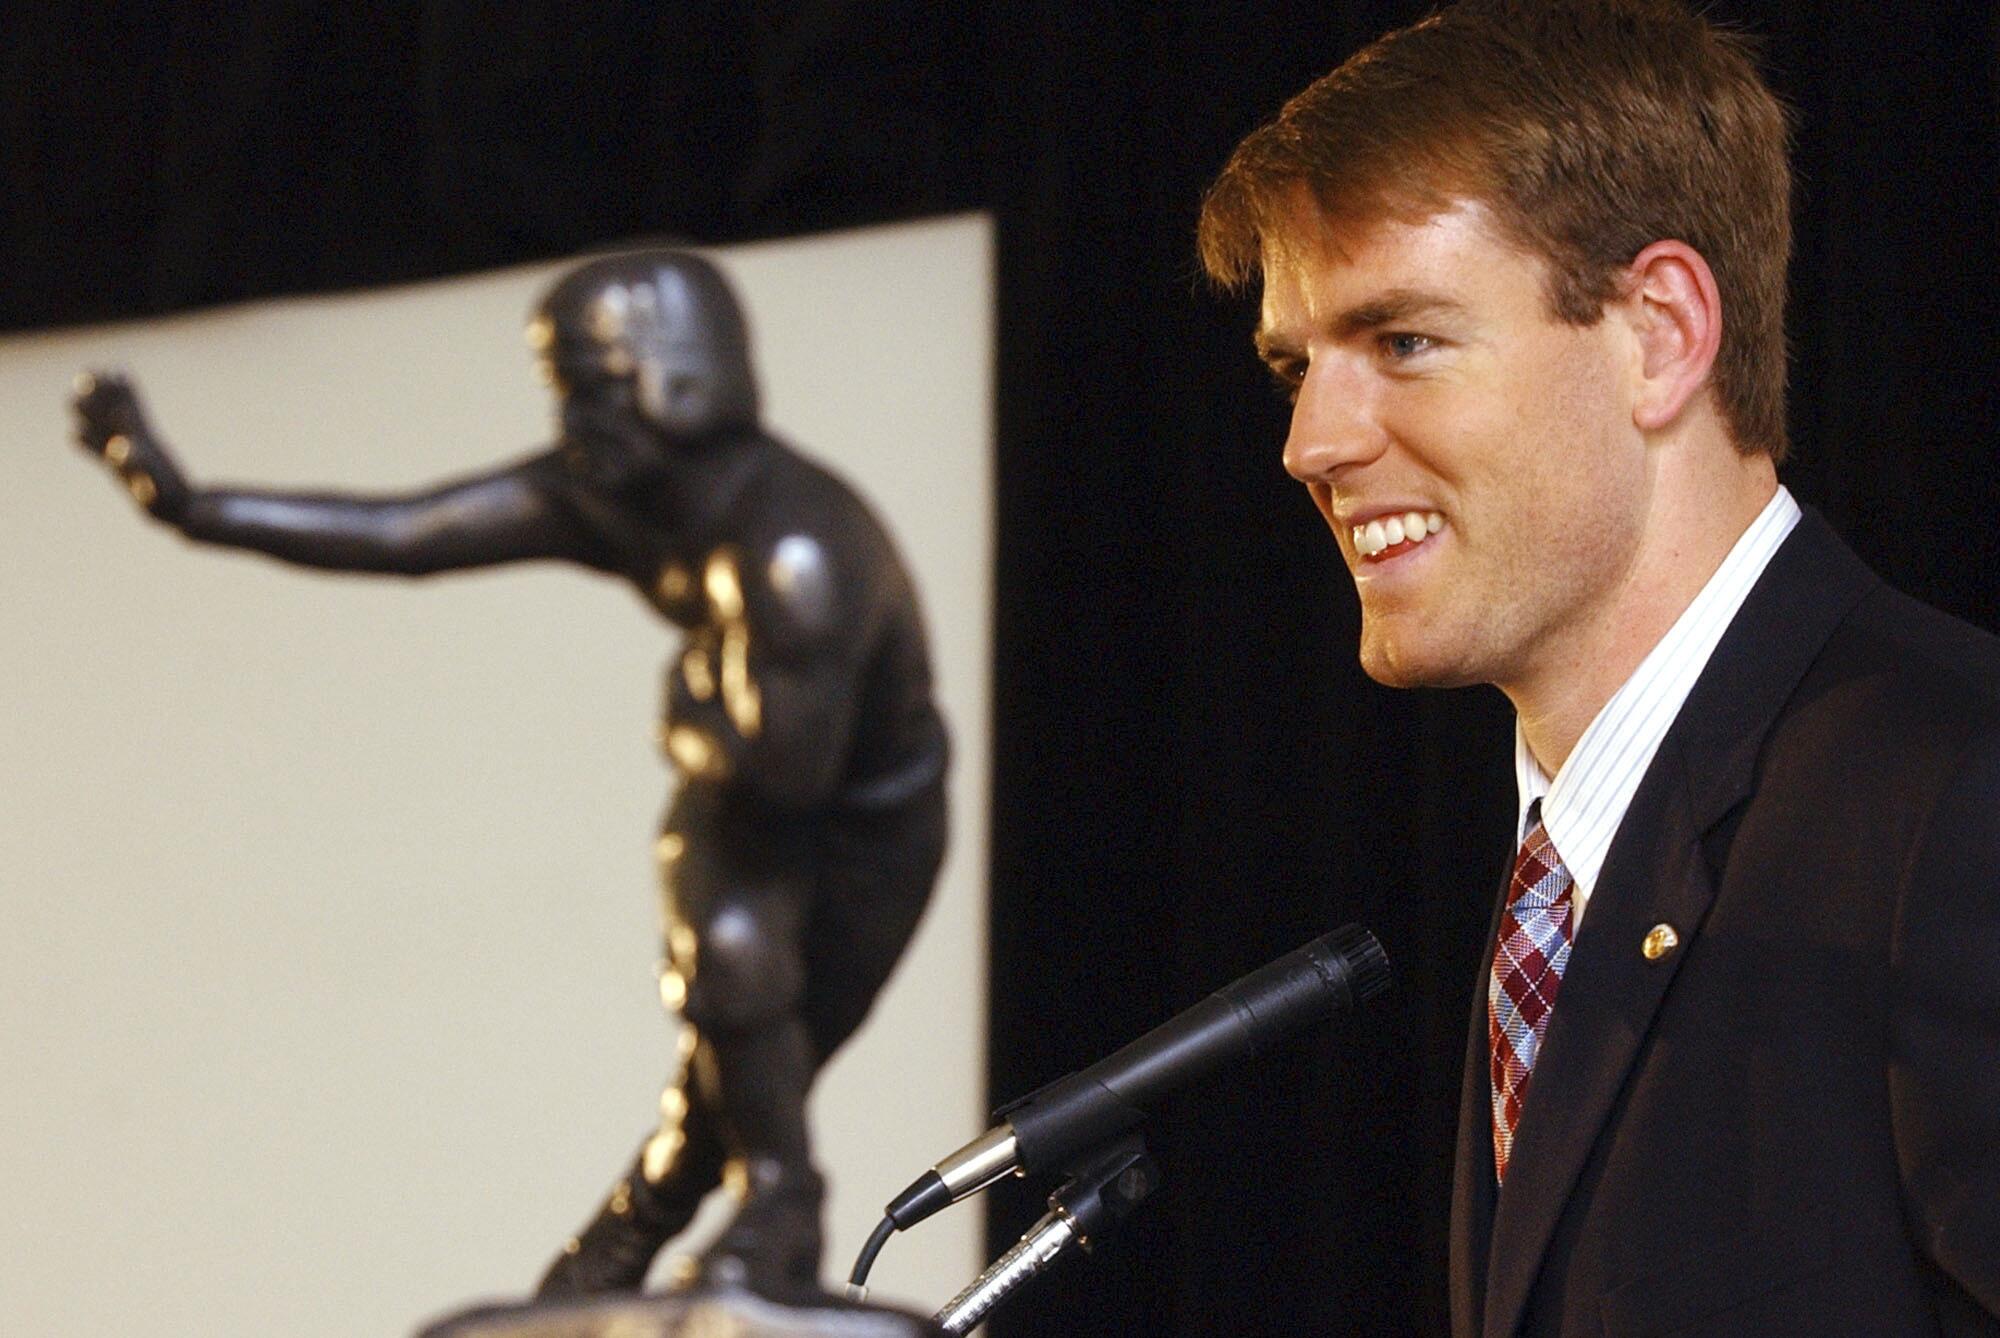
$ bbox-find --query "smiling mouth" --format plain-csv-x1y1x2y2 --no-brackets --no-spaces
1352,510,1445,562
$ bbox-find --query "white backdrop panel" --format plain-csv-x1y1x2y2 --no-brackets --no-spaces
0,214,992,1335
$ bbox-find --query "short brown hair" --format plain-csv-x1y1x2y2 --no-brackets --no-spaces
1199,0,1794,460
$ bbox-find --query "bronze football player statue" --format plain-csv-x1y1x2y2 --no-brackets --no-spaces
72,251,950,1314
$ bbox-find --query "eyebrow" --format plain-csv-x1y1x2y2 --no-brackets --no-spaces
1256,288,1471,360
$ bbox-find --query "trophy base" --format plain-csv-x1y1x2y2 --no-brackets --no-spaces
416,1283,945,1338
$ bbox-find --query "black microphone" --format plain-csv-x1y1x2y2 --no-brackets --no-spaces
881,923,1390,1233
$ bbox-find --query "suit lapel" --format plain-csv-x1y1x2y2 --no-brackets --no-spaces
1481,742,1717,1335
1473,510,1879,1337
1450,847,1514,1338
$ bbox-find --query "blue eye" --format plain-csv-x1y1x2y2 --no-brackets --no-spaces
1382,333,1434,359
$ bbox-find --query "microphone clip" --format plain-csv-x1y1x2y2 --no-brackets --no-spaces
1044,1132,1161,1253
933,1132,1162,1334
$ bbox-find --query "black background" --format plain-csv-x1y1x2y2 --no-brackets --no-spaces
8,3,1994,1334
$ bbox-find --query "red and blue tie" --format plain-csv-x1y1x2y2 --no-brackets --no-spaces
1489,803,1573,1186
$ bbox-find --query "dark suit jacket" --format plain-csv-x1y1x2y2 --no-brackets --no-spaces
1449,510,2000,1337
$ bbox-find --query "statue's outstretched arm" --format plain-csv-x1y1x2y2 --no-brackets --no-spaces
72,371,607,576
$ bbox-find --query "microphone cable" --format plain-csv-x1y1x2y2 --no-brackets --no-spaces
845,1214,897,1299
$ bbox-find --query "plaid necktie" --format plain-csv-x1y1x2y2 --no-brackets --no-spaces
1489,801,1573,1186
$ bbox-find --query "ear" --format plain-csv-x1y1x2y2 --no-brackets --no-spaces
1619,240,1723,433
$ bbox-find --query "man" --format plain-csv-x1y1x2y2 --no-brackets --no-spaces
1198,1,1999,1334
70,250,949,1300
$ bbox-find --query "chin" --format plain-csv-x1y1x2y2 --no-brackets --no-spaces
1356,632,1482,691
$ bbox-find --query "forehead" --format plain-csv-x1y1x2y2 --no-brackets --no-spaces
1256,196,1545,342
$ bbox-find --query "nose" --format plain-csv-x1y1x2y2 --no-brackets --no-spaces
1281,357,1388,484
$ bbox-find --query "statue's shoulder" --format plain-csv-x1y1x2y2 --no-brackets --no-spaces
740,438,880,528
712,460,903,654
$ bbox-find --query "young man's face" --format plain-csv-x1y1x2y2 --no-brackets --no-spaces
1257,197,1652,699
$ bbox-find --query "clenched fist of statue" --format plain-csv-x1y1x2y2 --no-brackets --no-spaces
72,371,190,522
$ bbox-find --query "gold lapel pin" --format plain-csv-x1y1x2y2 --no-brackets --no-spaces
1642,924,1680,961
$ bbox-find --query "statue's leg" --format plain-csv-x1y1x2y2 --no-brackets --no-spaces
802,783,948,1063
680,885,825,1295
536,790,738,1299
534,1040,728,1298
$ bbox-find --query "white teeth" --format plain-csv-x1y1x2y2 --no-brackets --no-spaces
1352,510,1445,557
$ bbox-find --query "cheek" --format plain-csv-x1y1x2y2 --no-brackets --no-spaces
1506,366,1648,583
1516,336,1639,480
1388,382,1510,500
1551,370,1644,507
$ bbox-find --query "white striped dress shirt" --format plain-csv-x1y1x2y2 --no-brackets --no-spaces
1515,486,1802,929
